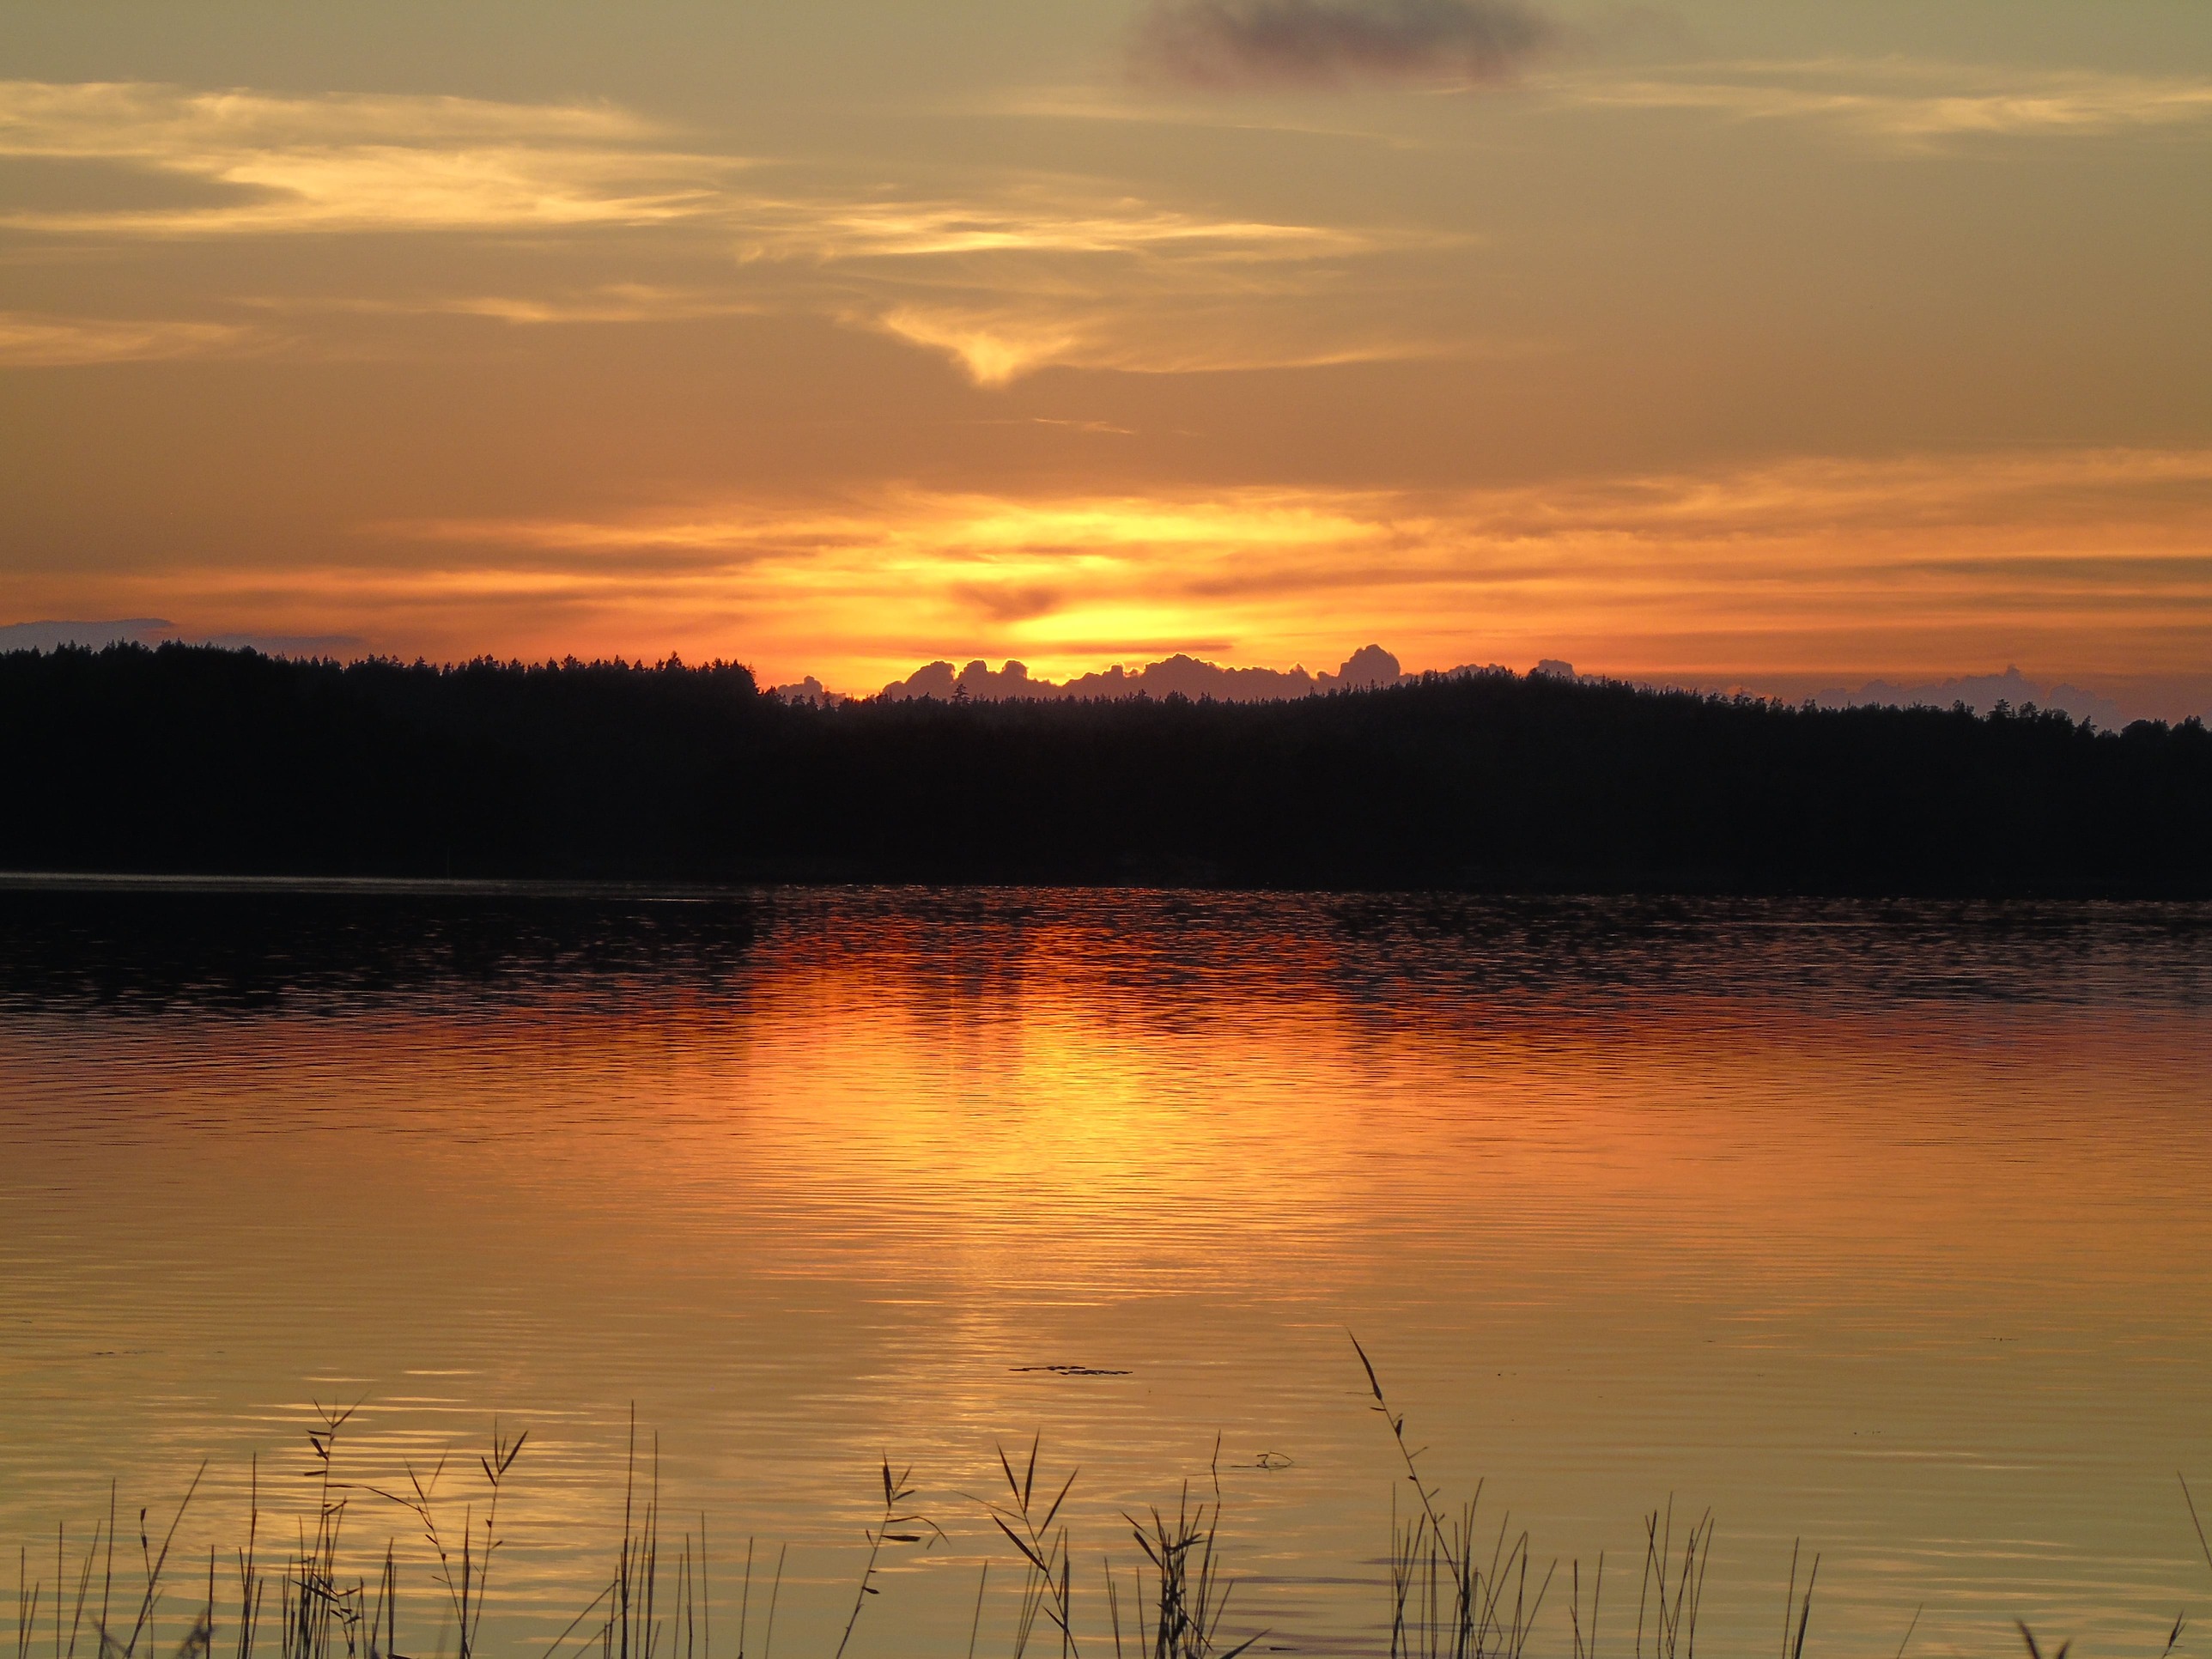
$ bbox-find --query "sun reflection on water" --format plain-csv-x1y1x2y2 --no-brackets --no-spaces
0,888,2208,1657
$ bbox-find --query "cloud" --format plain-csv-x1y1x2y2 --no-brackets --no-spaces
2,81,1461,382
369,443,2212,708
874,643,1413,701
2,81,1438,381
1029,416,1136,435
1553,59,2212,147
866,295,1462,383
0,80,1389,252
0,311,258,365
949,582,1066,623
0,79,651,154
744,182,1448,383
734,187,1367,263
0,81,734,235
182,629,368,656
1132,0,1559,91
0,617,362,657
245,284,763,327
744,185,1423,380
404,446,2212,575
1808,667,2124,729
0,619,174,653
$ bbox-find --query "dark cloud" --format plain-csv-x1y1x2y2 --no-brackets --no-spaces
1132,0,1559,90
951,582,1066,623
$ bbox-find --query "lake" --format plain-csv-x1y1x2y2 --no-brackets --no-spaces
2,879,2209,1659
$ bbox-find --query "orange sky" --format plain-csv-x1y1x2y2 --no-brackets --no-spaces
3,3,2209,713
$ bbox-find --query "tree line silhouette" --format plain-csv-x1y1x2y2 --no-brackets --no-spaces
3,642,2206,894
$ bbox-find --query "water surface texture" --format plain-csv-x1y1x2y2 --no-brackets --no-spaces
3,882,2209,1658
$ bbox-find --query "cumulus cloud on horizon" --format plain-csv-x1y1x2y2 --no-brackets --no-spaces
1131,0,1560,91
0,618,365,658
871,641,1422,703
1808,667,2126,731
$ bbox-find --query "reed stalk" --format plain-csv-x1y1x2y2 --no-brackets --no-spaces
9,1408,2208,1659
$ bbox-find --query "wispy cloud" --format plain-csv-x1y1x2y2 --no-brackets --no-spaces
1553,59,2212,146
0,81,735,234
432,286,763,325
0,79,652,152
1131,0,1559,91
34,445,2199,697
732,188,1370,263
865,295,1464,384
0,80,1395,254
368,444,2212,688
245,284,763,327
0,310,258,365
2,80,1443,380
1024,50,2212,149
873,307,1090,386
742,174,1457,381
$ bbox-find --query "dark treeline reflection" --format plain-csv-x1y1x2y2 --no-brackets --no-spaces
4,644,2209,894
1,884,2205,1018
0,884,764,1012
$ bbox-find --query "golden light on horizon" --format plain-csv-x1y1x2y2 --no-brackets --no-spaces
13,449,2206,704
3,11,2209,716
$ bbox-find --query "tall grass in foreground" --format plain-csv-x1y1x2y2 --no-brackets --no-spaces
13,1346,2212,1659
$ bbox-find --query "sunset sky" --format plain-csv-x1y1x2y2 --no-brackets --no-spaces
4,1,2209,713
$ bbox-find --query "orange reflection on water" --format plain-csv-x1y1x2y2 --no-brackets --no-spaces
1,889,2208,1658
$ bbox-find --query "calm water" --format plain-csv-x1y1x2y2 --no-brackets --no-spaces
3,880,2209,1659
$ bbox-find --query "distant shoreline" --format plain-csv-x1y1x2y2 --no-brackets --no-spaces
5,871,2211,904
4,642,2208,899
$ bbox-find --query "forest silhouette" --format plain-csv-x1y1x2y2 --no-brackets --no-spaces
3,642,2207,895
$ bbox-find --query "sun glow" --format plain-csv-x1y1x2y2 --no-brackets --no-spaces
320,448,2212,695
12,444,2206,702
7,39,2211,718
